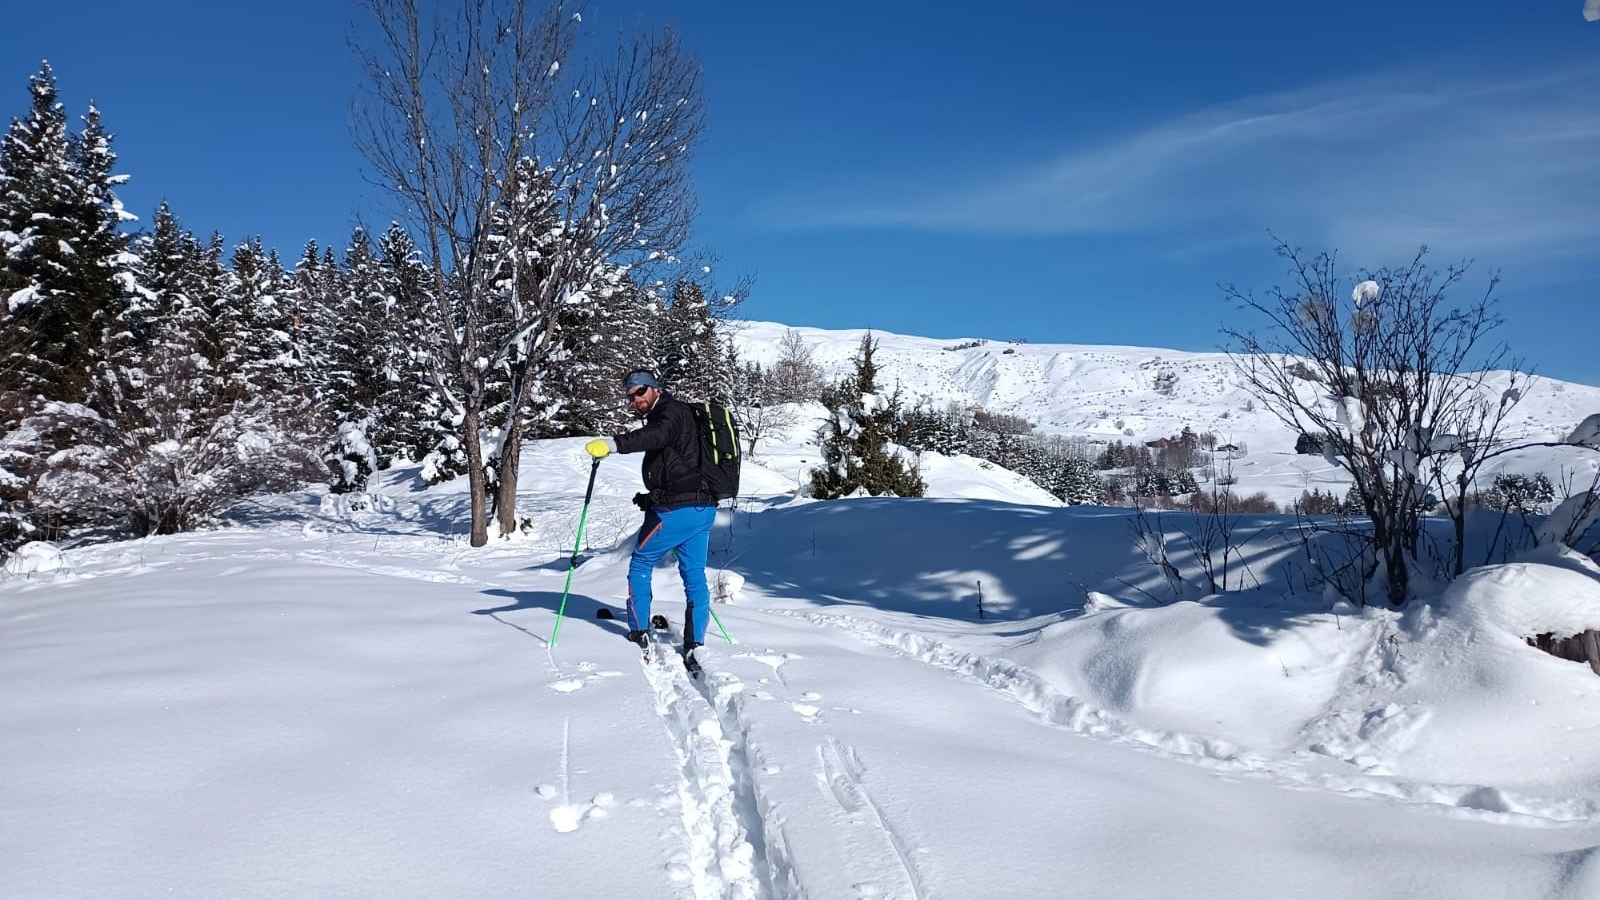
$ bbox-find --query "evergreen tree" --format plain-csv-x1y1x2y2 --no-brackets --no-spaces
129,202,212,359
375,223,446,470
1051,454,1101,505
651,278,725,401
228,239,298,394
0,66,132,405
309,228,395,492
809,333,924,499
542,268,649,437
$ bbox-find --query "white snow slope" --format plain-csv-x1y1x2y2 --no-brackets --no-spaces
729,320,1600,508
6,325,1600,900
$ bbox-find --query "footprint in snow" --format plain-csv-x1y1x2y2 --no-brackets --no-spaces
548,669,624,692
544,790,615,833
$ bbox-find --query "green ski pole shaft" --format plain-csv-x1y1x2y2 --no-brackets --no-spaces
707,604,733,644
550,459,602,648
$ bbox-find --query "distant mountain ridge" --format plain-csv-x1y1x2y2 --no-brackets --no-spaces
728,320,1600,455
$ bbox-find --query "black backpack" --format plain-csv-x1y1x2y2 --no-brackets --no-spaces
689,399,741,502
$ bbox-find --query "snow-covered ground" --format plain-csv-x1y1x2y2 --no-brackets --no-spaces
6,412,1600,899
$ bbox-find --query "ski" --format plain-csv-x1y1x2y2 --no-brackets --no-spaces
682,645,703,679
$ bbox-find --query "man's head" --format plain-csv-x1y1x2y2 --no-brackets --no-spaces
623,369,660,414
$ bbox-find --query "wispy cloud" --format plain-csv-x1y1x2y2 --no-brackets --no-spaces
757,65,1600,266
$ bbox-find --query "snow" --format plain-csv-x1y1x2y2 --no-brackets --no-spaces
1,541,62,575
7,407,1600,899
1587,0,1600,23
1570,412,1600,446
6,284,42,310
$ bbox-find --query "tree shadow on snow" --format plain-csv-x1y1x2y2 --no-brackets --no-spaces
470,588,629,644
710,498,1149,623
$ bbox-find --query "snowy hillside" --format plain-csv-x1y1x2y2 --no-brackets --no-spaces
728,321,1600,448
6,424,1600,899
730,319,1600,505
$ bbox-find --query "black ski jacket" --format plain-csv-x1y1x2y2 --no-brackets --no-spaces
612,391,711,508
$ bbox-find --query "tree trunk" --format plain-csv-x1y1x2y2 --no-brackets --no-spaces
495,421,524,537
462,406,488,547
1384,537,1409,607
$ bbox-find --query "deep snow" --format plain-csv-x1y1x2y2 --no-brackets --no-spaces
6,404,1600,899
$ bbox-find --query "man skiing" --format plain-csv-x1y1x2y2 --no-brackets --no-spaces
586,370,715,675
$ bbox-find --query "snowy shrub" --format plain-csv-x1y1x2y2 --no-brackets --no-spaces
709,567,745,603
1478,473,1556,515
1285,361,1322,382
319,491,398,517
325,420,380,493
8,380,327,537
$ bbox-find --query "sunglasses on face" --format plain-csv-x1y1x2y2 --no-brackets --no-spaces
627,386,651,399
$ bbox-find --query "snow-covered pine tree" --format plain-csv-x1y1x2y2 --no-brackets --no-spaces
541,266,649,437
309,228,395,492
0,67,140,548
228,239,299,396
129,202,212,358
1051,454,1101,505
809,333,925,499
0,65,134,406
374,223,448,472
652,279,723,400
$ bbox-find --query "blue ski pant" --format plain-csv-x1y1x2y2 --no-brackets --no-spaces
627,504,716,644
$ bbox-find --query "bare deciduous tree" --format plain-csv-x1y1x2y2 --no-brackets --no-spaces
353,0,705,544
767,327,823,404
727,358,797,458
1224,239,1530,606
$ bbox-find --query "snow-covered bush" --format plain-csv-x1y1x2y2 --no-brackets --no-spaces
7,383,326,537
325,420,379,493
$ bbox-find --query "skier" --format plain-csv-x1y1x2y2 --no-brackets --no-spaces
586,370,715,675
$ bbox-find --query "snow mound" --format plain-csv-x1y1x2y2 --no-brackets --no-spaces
1434,548,1600,640
3,541,64,576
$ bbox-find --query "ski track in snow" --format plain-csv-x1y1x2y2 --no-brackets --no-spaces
732,646,928,900
763,607,1599,826
816,737,929,900
639,632,796,900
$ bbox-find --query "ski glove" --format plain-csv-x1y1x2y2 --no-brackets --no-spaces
632,492,653,511
585,437,617,459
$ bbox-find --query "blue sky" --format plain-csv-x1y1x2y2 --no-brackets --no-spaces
5,1,1599,384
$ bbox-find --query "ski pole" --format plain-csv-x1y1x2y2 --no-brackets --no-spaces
707,604,733,644
550,458,602,648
